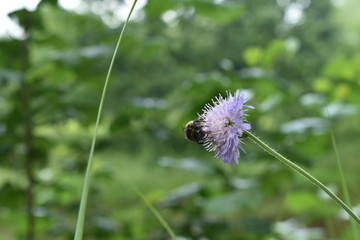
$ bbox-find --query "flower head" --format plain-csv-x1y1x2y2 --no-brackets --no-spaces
199,90,254,165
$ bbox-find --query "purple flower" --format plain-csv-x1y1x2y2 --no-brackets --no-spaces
199,90,254,165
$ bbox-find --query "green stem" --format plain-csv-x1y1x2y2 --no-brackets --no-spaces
244,130,360,225
330,130,360,238
131,185,177,240
73,1,138,240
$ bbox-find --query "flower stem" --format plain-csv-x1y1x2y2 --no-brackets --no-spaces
243,130,360,225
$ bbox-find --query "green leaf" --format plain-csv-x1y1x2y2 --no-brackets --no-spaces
323,57,356,81
205,189,262,216
285,191,323,213
243,47,263,66
144,0,177,18
179,0,245,24
262,39,286,69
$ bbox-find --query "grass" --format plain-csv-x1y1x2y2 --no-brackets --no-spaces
330,130,360,239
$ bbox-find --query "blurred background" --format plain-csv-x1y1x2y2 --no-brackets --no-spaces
1,0,360,239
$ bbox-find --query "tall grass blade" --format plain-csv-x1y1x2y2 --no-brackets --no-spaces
132,184,178,240
330,130,360,239
73,1,138,239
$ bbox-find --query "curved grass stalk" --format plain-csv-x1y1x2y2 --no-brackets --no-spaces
244,130,360,225
132,184,177,240
74,1,138,239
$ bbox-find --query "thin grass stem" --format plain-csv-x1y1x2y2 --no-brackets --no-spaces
73,1,138,240
132,185,177,240
330,130,360,238
244,130,360,225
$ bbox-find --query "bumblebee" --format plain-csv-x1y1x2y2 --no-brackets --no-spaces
182,119,206,144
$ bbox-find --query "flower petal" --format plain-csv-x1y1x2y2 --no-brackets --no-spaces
199,90,254,164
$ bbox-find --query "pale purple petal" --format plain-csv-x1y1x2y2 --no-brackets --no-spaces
199,90,254,165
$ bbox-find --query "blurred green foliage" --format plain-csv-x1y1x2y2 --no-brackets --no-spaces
1,0,360,239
